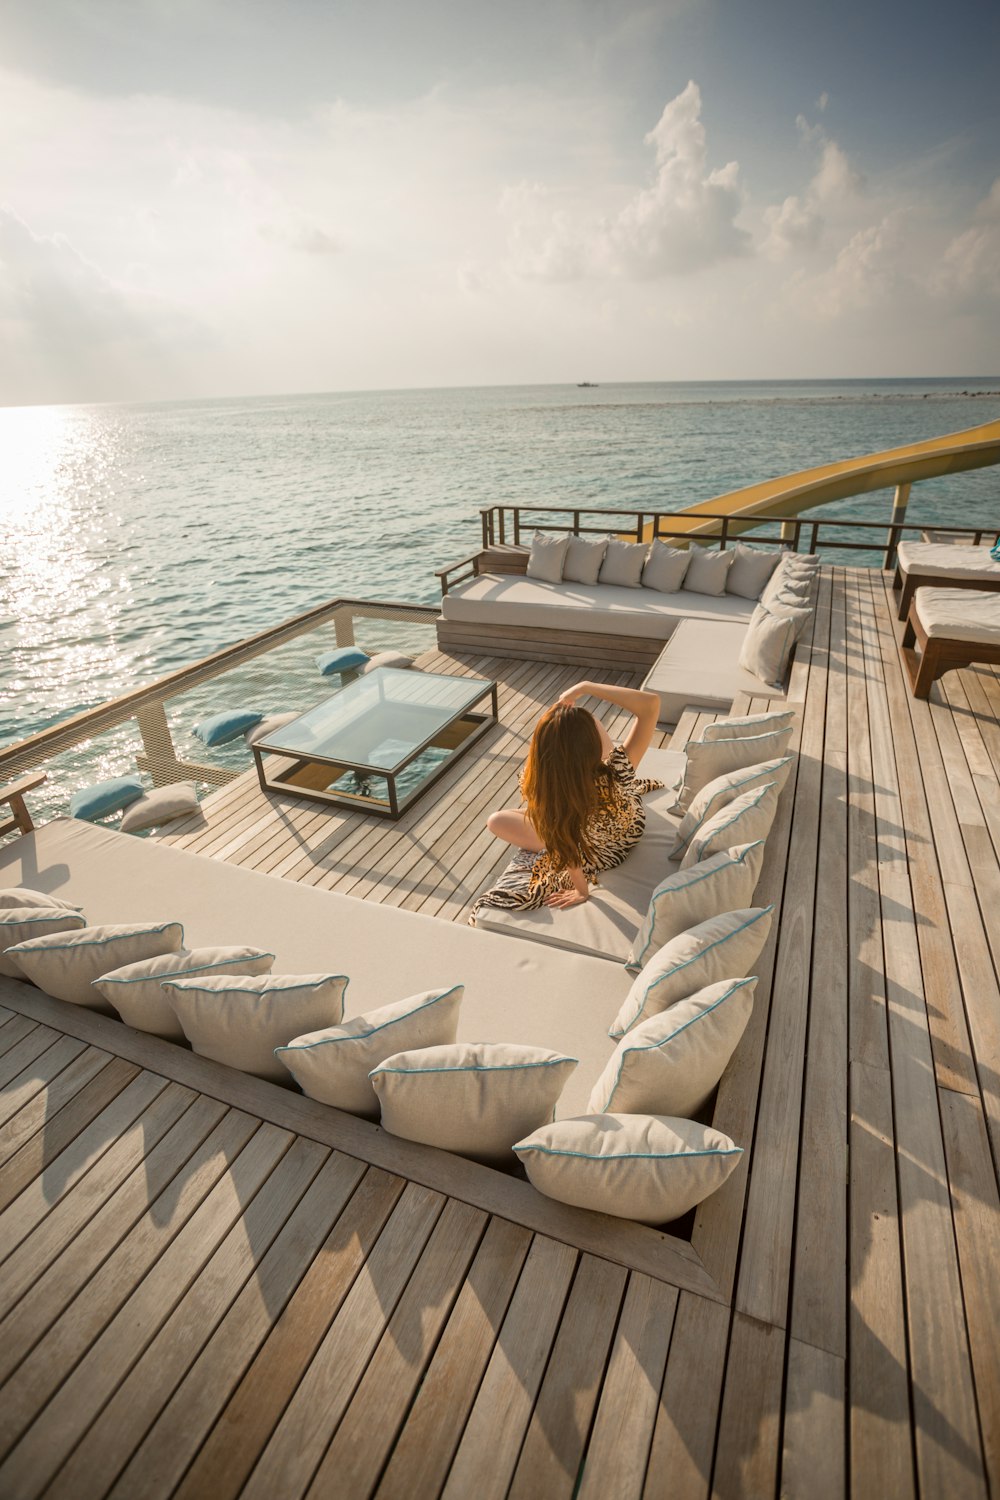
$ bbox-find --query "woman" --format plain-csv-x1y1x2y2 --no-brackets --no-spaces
469,680,662,924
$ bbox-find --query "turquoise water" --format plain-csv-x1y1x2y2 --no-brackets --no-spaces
2,377,999,816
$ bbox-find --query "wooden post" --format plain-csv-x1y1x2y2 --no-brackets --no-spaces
883,482,911,570
780,520,797,550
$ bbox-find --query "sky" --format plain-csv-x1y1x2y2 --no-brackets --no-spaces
1,0,998,405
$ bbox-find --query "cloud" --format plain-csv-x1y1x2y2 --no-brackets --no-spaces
505,81,750,281
816,91,829,113
763,121,861,259
929,177,1000,307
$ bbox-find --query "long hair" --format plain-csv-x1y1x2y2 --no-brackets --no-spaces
521,704,609,870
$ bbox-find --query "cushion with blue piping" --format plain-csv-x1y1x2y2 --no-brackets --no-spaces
315,646,370,676
628,842,765,972
671,757,794,858
7,922,184,1010
370,1041,578,1166
163,972,347,1083
672,727,794,811
0,908,87,978
680,780,779,869
192,709,264,748
609,906,772,1039
0,888,83,913
739,603,811,689
69,776,145,822
275,985,464,1119
93,946,276,1041
513,1114,743,1224
588,978,757,1117
699,709,795,742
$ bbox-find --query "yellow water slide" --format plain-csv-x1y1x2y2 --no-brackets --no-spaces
665,415,1000,536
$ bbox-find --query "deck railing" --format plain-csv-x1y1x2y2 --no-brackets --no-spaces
0,595,440,828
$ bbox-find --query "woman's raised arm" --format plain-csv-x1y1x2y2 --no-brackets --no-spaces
556,681,660,769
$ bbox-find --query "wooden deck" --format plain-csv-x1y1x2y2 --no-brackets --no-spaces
0,565,998,1498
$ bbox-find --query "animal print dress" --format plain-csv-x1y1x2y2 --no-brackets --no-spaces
469,744,664,925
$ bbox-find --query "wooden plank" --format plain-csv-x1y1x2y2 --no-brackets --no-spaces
0,1022,62,1084
0,1033,85,1129
643,1293,730,1500
0,1106,260,1463
781,1339,845,1500
0,1055,140,1215
0,1045,111,1170
108,1151,368,1500
0,1013,39,1062
709,1312,784,1500
306,1197,488,1499
508,1254,629,1500
939,1086,1000,1496
441,1235,578,1500
238,1181,445,1500
44,1135,330,1500
173,1165,405,1500
576,1275,679,1500
0,1120,293,1496
374,1216,532,1500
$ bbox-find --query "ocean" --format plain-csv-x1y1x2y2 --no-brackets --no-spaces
3,377,999,818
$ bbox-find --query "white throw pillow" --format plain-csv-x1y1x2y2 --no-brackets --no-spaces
724,543,781,600
673,727,794,810
683,547,734,596
275,985,464,1119
514,1114,743,1224
598,539,648,588
641,540,690,593
245,712,300,746
628,842,765,971
739,604,807,689
672,756,794,857
680,781,780,869
8,922,184,1009
93,946,276,1040
361,652,416,673
164,973,347,1081
0,909,87,978
0,888,82,913
370,1041,578,1166
588,978,757,1117
562,535,608,584
700,709,796,741
120,782,200,833
526,531,570,583
610,906,772,1039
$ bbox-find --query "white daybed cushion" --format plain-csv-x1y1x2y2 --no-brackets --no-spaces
680,781,780,869
163,972,348,1083
642,541,690,593
563,536,607,585
699,709,796,741
673,726,794,810
609,906,773,1039
913,587,1000,642
587,977,757,1116
683,548,734,596
442,575,755,640
120,782,199,833
526,531,570,583
672,756,794,857
513,1114,743,1224
0,909,87,978
275,985,464,1119
896,541,1000,582
8,922,184,1010
473,782,682,963
599,539,648,588
628,842,765,971
0,888,82,912
725,544,781,600
93,946,276,1041
370,1042,578,1166
0,819,633,1117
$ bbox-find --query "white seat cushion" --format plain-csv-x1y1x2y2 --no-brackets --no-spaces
913,587,1000,642
897,541,1000,582
643,619,783,723
442,575,756,640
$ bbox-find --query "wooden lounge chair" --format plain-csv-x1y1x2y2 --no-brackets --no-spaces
901,586,1000,698
892,539,1000,619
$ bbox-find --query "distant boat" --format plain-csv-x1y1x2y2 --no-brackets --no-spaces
576,381,599,388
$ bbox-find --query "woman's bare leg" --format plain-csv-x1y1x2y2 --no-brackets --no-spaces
486,809,545,851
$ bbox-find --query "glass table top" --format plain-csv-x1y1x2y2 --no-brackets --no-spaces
255,667,495,771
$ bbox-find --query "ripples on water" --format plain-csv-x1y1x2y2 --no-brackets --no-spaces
2,379,998,816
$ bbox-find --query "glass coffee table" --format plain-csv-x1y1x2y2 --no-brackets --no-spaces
251,667,499,819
